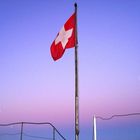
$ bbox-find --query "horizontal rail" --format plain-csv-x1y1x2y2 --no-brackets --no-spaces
0,122,66,140
96,112,140,120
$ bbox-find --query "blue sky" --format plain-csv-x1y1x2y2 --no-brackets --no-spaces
0,0,140,140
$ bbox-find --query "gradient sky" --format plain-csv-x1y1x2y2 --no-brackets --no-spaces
0,0,140,140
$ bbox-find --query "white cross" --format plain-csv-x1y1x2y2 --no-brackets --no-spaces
55,26,73,49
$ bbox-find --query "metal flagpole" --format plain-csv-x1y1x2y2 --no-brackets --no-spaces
74,3,79,140
93,116,97,140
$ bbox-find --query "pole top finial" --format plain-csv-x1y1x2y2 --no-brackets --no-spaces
74,3,77,8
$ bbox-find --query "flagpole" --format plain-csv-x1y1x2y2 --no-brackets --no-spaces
74,3,79,140
93,116,97,140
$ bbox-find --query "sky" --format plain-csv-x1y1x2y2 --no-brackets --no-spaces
0,0,140,140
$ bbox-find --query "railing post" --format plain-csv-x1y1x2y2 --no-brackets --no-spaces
53,127,55,140
20,122,24,140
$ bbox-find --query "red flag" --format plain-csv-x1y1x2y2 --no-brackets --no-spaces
50,12,76,61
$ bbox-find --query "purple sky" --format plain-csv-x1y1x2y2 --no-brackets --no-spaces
0,0,140,139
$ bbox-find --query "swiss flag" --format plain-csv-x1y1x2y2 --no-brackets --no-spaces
50,12,76,61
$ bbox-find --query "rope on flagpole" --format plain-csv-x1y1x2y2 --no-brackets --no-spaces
96,112,140,120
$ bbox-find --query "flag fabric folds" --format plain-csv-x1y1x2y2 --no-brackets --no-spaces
50,12,76,61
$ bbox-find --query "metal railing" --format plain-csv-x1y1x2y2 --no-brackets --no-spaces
96,112,140,120
93,112,140,140
0,122,66,140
